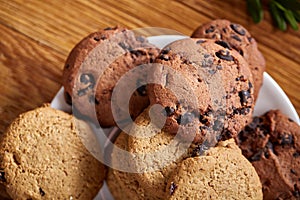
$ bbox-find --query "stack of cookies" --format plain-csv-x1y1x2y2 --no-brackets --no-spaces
0,19,299,200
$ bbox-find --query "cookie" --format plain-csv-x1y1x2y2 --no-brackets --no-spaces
165,139,262,199
63,26,159,127
147,38,254,143
0,105,106,200
191,19,265,100
106,107,192,200
106,132,147,200
236,110,300,200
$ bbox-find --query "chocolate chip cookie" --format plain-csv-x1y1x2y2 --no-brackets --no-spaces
191,19,265,101
0,105,106,200
63,26,159,127
147,38,254,143
236,110,300,200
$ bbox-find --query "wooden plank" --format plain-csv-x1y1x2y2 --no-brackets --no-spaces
0,0,204,55
0,23,64,134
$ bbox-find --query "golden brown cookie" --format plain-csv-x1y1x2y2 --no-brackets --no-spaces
106,108,192,200
165,139,263,200
106,132,146,200
0,105,106,200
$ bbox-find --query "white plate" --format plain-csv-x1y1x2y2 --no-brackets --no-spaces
50,35,300,200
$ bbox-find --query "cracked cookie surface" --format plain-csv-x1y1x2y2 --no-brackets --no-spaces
0,105,106,200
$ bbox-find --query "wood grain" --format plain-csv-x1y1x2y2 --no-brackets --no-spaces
0,0,299,135
0,23,64,133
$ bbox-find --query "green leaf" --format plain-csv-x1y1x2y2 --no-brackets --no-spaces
293,10,300,21
275,0,300,12
273,1,287,11
270,0,287,30
284,10,299,30
247,0,264,23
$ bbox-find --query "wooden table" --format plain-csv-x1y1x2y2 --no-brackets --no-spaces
0,0,299,134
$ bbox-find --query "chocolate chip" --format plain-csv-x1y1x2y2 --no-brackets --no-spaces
293,184,300,197
39,188,45,196
131,49,146,57
215,50,234,61
159,54,170,61
199,125,208,131
212,119,223,131
231,34,242,42
196,39,206,44
161,47,171,54
208,69,216,75
291,169,297,175
65,64,70,69
199,114,208,124
205,25,215,33
164,106,175,116
104,27,113,30
280,133,294,146
0,170,6,182
293,151,300,158
240,107,250,115
248,82,253,89
230,24,246,36
170,182,177,195
239,90,251,106
250,150,262,162
202,56,214,68
136,85,147,96
238,131,248,142
264,141,274,155
78,74,95,97
215,40,232,49
178,112,194,125
248,37,253,42
288,118,294,122
93,37,100,41
264,150,270,158
216,65,223,70
238,49,244,56
192,140,210,156
64,92,72,105
176,115,182,124
136,79,147,96
77,88,88,96
222,28,227,33
80,74,94,85
118,42,133,51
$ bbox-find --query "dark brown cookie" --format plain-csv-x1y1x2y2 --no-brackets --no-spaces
147,38,254,144
191,19,265,101
236,110,300,200
63,26,159,127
